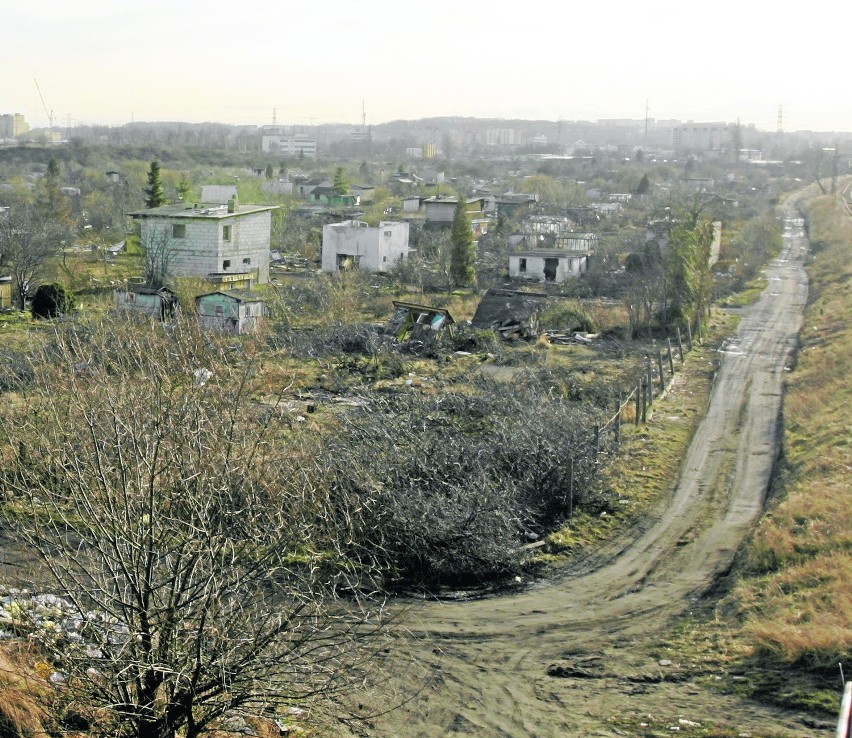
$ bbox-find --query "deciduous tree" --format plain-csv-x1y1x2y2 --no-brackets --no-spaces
0,204,64,309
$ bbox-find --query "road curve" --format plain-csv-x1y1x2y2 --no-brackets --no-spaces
358,203,812,737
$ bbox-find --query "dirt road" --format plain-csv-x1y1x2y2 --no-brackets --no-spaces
356,206,818,737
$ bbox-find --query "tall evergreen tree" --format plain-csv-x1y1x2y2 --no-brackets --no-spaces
35,157,71,224
144,160,166,209
450,198,476,288
332,166,350,196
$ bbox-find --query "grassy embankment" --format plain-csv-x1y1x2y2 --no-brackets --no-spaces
732,194,850,696
657,194,851,720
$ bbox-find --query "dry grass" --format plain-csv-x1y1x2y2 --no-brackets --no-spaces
731,194,852,671
0,647,52,738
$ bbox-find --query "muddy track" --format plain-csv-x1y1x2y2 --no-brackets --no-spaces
353,206,817,737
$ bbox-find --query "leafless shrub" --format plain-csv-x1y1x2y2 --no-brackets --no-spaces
319,380,604,589
0,315,391,738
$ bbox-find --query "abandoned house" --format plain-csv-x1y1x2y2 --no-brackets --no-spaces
471,287,548,338
129,196,277,289
195,290,265,335
321,219,409,273
114,283,179,320
385,301,454,342
508,249,590,283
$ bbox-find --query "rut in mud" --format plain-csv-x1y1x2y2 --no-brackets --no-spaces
352,207,819,737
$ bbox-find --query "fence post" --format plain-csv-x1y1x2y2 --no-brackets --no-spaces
641,378,648,423
667,338,675,376
676,326,685,362
635,380,641,426
686,322,693,351
568,456,574,518
657,351,665,392
615,391,623,446
645,357,655,402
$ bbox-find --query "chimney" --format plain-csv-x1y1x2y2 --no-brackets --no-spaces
227,193,238,213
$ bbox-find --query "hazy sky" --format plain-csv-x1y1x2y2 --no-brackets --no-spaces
3,0,849,132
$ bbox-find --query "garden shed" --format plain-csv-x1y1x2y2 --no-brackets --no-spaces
114,283,178,320
195,290,265,334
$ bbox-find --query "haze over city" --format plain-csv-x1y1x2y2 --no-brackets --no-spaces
3,0,850,133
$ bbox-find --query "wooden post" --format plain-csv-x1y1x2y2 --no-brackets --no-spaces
657,351,665,392
667,338,675,376
644,358,653,401
686,322,693,352
641,378,648,423
615,391,623,446
568,456,574,518
635,380,641,426
676,327,685,362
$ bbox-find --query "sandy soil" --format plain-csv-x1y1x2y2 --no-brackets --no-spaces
347,207,825,737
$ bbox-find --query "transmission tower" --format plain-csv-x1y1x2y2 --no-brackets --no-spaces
776,105,783,134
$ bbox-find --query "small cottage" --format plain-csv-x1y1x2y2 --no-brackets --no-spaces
195,290,265,334
509,249,590,283
114,283,179,320
321,220,409,273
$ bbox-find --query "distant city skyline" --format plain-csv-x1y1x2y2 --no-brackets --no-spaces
3,0,849,134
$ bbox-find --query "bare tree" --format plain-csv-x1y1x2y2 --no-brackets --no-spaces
141,225,174,287
0,204,64,309
1,316,390,738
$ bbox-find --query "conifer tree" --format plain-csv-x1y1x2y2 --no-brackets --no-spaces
144,160,166,208
450,198,476,287
35,157,71,224
332,166,350,196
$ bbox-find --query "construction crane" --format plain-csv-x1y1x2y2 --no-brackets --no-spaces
34,78,54,139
